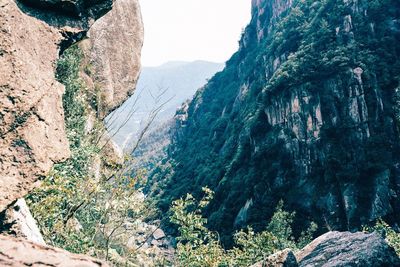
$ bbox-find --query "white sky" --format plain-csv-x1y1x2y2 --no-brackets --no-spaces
139,0,252,67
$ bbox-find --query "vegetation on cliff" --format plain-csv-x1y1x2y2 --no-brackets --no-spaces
145,0,400,246
18,0,400,266
170,188,317,266
27,45,159,265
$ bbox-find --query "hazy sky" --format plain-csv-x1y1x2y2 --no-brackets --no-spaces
139,0,252,67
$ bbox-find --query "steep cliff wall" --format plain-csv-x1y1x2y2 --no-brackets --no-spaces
150,0,400,245
0,0,73,212
0,0,143,263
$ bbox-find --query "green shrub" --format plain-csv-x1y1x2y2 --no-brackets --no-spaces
170,188,317,267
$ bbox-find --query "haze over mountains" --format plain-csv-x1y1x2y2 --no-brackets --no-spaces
106,60,224,150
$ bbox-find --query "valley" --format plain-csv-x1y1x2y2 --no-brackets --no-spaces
1,0,400,266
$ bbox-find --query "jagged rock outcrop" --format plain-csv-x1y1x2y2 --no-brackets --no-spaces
80,0,143,118
0,0,143,214
148,0,400,245
296,231,400,267
0,198,46,245
0,235,109,266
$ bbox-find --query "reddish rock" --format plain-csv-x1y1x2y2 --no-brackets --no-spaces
0,235,109,266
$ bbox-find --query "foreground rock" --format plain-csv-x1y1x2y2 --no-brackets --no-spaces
296,231,400,267
0,235,109,266
0,0,70,211
0,198,45,245
251,231,400,267
0,0,143,265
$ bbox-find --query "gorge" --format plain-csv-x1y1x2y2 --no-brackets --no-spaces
1,0,400,266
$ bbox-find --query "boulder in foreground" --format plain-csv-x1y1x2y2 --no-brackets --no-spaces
0,235,109,266
296,231,400,267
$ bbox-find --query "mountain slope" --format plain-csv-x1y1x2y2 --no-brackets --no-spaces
148,0,400,245
106,61,224,150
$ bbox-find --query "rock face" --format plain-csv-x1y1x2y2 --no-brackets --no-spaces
0,199,46,245
81,0,143,117
0,0,143,264
250,231,400,267
0,0,70,212
296,231,400,267
0,235,109,266
0,0,143,213
148,0,400,245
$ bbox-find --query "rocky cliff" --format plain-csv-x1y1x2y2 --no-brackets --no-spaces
0,0,143,263
149,0,400,245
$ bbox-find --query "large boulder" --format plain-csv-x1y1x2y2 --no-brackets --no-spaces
80,0,143,118
296,231,400,267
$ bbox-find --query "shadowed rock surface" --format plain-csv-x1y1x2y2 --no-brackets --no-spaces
296,231,400,267
15,0,113,30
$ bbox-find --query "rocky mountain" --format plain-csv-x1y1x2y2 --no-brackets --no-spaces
0,0,143,263
107,60,224,151
147,0,400,245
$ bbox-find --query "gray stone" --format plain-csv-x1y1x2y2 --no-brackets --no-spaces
296,231,400,267
151,239,160,246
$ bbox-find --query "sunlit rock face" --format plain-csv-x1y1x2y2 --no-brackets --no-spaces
0,0,143,263
0,0,70,212
0,0,143,212
149,0,400,245
0,198,46,245
0,235,109,266
80,0,144,118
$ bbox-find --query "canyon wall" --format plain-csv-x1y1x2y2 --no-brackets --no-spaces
149,0,400,245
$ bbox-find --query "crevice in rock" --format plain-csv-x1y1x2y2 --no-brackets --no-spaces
59,28,87,56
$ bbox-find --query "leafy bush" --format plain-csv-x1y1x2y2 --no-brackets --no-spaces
170,188,317,267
